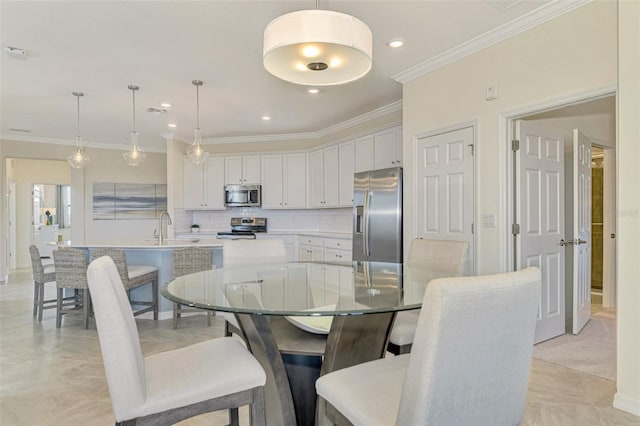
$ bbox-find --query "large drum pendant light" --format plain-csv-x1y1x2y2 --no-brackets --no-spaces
263,7,372,86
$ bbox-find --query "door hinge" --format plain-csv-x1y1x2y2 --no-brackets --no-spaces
468,144,474,155
512,139,520,151
471,223,474,234
512,223,520,235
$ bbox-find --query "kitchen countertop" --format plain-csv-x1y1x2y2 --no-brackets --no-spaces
175,230,352,240
65,239,224,249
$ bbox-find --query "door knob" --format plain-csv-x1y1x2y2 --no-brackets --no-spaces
559,239,573,247
576,239,587,245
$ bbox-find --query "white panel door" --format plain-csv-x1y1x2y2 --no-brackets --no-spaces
572,129,592,334
415,127,475,274
261,155,284,209
283,153,307,208
516,120,564,344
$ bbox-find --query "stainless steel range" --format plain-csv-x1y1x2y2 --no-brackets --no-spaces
216,217,267,240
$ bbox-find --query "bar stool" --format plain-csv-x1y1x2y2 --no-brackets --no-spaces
52,247,91,329
172,247,214,329
91,248,158,319
28,245,57,321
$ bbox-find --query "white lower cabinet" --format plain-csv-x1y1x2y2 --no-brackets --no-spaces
297,236,324,261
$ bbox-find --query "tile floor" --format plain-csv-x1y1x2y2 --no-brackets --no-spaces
1,268,638,425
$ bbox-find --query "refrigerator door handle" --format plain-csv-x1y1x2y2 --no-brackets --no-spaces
363,190,371,257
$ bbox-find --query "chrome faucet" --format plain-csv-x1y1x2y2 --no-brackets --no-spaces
158,211,172,245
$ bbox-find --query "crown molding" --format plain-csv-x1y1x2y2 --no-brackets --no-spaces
201,99,403,145
0,133,166,153
392,0,592,84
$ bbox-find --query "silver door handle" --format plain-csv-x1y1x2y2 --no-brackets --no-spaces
363,190,371,257
559,239,573,246
576,239,587,245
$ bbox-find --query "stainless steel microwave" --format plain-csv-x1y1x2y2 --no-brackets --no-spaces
224,184,261,207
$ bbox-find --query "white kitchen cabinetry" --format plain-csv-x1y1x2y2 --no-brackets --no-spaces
297,236,324,261
225,155,261,184
374,126,403,169
261,153,306,209
354,134,374,173
338,141,355,207
309,146,339,208
183,157,225,209
323,237,352,262
354,126,403,172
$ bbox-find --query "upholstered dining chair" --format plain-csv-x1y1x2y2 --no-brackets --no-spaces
87,256,266,426
387,238,469,354
316,267,541,426
29,244,57,321
90,248,159,320
222,239,287,337
171,247,214,329
52,247,91,329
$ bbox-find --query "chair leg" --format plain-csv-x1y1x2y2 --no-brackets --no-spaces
152,278,158,320
250,386,266,426
37,283,45,321
56,288,63,328
83,289,90,330
173,303,179,330
33,281,39,316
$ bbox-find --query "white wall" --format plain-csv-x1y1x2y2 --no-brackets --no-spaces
402,1,617,274
614,0,640,416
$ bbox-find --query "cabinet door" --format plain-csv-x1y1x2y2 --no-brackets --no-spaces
283,153,307,208
204,157,226,209
298,245,311,261
183,159,204,209
355,135,374,173
225,156,243,184
395,126,403,166
374,128,400,169
261,155,284,209
338,141,355,207
323,145,340,207
243,155,261,184
309,246,324,261
308,150,325,208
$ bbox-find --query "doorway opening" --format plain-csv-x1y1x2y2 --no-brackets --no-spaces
506,92,616,343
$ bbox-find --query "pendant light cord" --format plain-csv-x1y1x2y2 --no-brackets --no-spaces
132,89,136,132
196,83,200,130
76,95,80,139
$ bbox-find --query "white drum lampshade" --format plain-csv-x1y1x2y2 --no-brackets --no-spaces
263,10,372,86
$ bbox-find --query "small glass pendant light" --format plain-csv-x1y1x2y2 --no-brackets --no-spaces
123,84,146,166
187,80,209,165
67,91,90,169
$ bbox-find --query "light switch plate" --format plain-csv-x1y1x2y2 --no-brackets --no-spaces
482,213,496,227
486,81,499,100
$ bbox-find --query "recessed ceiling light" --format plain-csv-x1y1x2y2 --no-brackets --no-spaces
160,102,172,108
167,123,177,128
262,116,271,121
387,39,405,49
308,88,319,94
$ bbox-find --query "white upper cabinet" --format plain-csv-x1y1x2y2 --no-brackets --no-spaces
338,141,355,207
183,157,225,210
261,153,306,209
309,147,339,208
374,126,403,169
225,155,261,184
354,125,403,172
354,134,374,173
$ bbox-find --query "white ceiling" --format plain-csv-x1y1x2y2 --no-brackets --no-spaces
1,0,552,152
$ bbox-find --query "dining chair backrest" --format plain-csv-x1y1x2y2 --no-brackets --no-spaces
86,256,146,421
172,247,214,278
223,239,287,266
52,248,88,289
90,248,130,284
406,239,468,275
29,245,52,283
396,267,541,425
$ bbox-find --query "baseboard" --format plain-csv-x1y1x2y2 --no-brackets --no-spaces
613,392,640,416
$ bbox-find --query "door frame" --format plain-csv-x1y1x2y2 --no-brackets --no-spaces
502,85,616,273
412,120,477,274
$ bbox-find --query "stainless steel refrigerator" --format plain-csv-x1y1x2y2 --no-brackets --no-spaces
352,166,402,262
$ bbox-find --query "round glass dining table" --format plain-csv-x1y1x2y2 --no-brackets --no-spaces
162,261,433,426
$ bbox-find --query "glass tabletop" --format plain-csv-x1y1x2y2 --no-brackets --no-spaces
162,261,439,317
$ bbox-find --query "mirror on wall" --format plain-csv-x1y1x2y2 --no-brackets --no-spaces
33,184,71,228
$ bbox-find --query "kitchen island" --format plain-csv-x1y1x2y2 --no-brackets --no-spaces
68,240,223,317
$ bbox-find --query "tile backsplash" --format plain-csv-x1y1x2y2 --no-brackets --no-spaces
174,208,352,234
